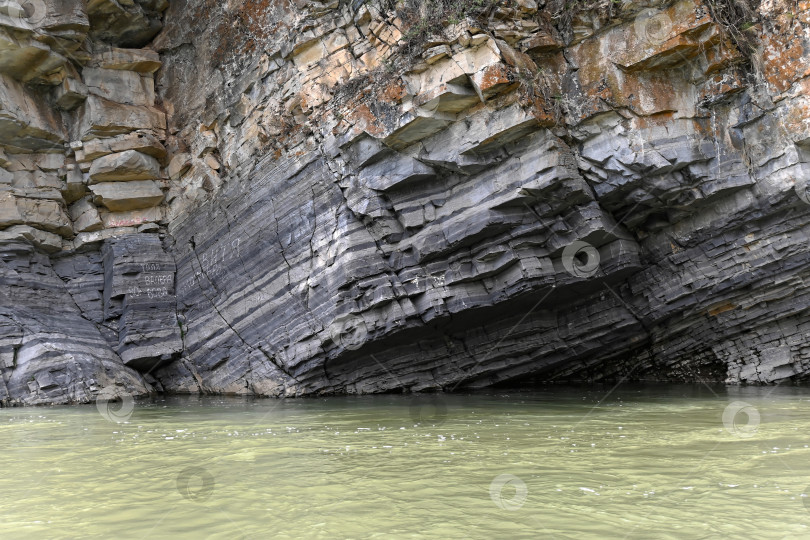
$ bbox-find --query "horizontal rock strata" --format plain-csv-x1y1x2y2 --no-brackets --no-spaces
2,0,810,404
0,0,170,404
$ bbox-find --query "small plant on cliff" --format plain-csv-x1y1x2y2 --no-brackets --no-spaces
705,0,761,56
547,0,620,42
389,0,508,48
515,66,566,126
548,0,762,59
177,318,186,340
337,0,515,99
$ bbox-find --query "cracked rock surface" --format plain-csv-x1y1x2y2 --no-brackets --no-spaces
2,0,810,404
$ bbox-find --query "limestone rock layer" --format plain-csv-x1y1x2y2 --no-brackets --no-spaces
2,0,810,404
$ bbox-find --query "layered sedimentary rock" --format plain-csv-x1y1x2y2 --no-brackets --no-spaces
2,0,810,404
0,0,172,404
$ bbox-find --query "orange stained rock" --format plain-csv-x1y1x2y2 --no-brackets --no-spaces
382,79,407,103
473,64,515,96
702,38,743,75
528,96,556,127
633,111,677,130
345,103,386,138
522,31,564,54
708,303,737,316
760,26,809,96
781,81,810,141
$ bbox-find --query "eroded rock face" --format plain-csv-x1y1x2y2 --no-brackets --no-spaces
1,241,150,405
2,0,810,404
0,0,169,404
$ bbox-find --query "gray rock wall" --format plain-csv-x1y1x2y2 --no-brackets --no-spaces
152,0,810,396
3,0,810,404
0,240,150,404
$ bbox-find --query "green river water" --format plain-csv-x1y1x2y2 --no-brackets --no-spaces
2,384,810,539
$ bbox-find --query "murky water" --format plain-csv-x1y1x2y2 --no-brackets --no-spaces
2,385,810,539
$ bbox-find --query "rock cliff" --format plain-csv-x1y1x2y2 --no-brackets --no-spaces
1,0,810,404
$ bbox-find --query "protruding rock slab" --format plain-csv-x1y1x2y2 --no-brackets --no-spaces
0,73,65,151
87,0,168,48
89,149,160,183
102,234,182,371
100,206,163,229
73,95,166,141
87,43,162,73
83,67,156,107
0,224,62,253
54,77,88,111
69,196,103,233
89,180,164,211
0,0,89,85
78,131,167,163
0,191,72,237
